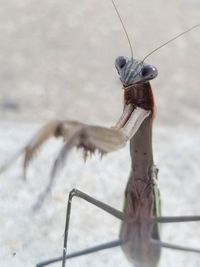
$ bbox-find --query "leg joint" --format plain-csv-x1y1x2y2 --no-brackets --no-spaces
69,188,79,200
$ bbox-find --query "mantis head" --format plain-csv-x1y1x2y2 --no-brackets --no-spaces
115,57,158,87
114,57,156,133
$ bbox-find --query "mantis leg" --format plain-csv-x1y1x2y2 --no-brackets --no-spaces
152,215,200,253
155,215,200,223
62,189,125,267
36,239,124,267
151,239,200,253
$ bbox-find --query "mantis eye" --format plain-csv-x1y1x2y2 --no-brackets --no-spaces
115,56,129,71
141,65,157,79
118,58,127,69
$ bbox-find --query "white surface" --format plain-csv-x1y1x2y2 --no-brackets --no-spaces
0,0,200,267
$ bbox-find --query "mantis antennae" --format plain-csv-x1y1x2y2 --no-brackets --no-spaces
142,23,200,62
111,0,133,59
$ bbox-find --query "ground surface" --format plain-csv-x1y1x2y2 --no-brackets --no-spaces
0,0,200,267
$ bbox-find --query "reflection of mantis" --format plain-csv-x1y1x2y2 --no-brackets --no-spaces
1,1,200,267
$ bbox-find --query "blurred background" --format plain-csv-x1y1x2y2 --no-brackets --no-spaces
0,0,200,266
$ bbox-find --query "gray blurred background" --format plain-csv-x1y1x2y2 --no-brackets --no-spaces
0,0,200,266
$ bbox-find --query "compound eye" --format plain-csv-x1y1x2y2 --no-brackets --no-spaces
115,56,129,70
141,66,152,77
118,58,127,69
141,65,157,79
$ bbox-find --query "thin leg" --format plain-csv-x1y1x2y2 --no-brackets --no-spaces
155,215,200,223
151,239,200,253
62,188,125,267
36,239,124,267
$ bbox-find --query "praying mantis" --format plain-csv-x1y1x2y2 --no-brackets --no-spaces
1,1,200,267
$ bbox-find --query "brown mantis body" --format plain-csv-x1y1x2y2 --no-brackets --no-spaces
119,82,160,267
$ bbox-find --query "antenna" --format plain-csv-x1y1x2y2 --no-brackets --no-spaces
142,23,200,62
111,0,134,59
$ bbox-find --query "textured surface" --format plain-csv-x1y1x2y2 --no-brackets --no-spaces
0,0,200,267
